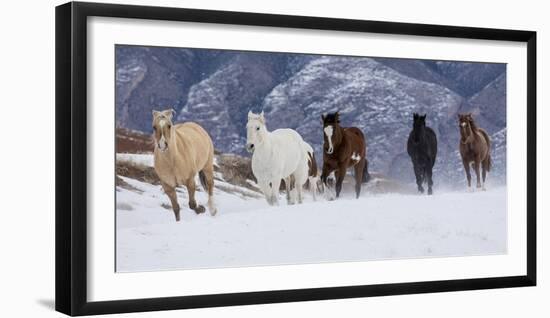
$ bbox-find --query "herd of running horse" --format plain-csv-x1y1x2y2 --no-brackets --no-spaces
149,109,491,222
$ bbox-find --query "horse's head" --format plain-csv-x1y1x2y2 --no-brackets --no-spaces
458,113,474,141
412,113,427,142
152,109,176,152
321,111,342,155
246,110,267,153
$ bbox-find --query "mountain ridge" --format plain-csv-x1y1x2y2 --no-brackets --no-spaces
115,46,506,186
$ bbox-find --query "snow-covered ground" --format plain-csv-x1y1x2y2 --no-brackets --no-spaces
116,154,507,272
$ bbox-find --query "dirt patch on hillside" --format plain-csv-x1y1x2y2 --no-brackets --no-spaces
116,160,160,185
116,128,154,153
215,154,258,191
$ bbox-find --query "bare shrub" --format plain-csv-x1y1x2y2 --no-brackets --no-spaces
116,160,160,185
215,154,258,192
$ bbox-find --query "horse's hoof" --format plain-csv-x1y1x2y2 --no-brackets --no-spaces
194,205,206,214
210,207,218,216
428,188,433,195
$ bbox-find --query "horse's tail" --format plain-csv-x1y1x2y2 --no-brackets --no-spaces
308,151,318,177
485,153,492,172
479,128,492,172
300,141,317,177
199,170,208,191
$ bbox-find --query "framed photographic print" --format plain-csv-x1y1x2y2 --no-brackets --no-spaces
55,1,536,316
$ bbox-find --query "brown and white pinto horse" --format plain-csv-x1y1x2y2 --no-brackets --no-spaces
320,112,370,199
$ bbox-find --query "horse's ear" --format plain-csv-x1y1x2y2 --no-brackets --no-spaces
335,111,340,123
152,110,161,118
248,110,254,119
422,114,427,120
259,111,265,123
413,113,418,119
161,109,175,120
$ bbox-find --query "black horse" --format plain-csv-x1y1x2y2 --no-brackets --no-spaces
407,113,438,195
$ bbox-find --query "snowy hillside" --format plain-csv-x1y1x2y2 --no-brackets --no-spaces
115,46,507,187
116,154,507,272
261,56,463,179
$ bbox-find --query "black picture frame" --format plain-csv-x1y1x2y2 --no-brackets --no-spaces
55,1,537,316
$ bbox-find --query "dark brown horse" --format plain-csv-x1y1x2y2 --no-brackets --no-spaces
407,113,437,195
320,112,370,199
458,113,492,191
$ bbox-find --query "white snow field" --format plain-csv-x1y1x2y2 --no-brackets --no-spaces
115,154,507,272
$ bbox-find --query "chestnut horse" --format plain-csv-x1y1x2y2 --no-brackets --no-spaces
152,109,217,221
320,112,370,199
458,113,492,191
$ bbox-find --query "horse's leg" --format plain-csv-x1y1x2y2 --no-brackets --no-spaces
426,165,434,195
161,182,180,221
285,176,296,205
335,166,346,198
284,177,291,204
413,163,424,194
270,178,281,206
462,160,472,191
473,160,482,189
202,168,217,216
296,180,303,204
481,158,488,191
320,164,336,200
257,180,272,205
185,178,205,214
310,177,317,201
353,159,365,198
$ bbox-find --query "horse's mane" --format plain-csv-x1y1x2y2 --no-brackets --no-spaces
468,117,480,132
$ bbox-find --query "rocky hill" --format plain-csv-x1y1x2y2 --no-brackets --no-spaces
115,46,506,186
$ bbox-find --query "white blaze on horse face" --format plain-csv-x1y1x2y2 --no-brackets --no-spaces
157,119,168,152
324,125,334,154
246,117,265,153
461,122,467,127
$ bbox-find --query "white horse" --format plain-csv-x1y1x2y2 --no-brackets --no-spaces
246,111,309,205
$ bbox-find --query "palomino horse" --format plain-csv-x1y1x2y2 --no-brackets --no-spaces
152,109,217,221
407,113,438,195
458,113,492,191
320,111,370,199
246,111,309,205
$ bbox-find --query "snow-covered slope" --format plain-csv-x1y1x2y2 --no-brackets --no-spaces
115,46,507,187
262,56,463,178
116,154,507,272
